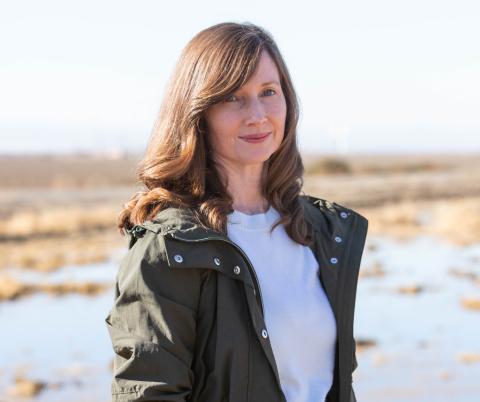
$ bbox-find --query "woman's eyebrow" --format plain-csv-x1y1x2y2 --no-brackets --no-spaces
261,80,281,86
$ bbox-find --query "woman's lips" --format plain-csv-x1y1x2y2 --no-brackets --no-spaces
239,132,271,143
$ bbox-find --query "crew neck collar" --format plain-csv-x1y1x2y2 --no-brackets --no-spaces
227,205,280,231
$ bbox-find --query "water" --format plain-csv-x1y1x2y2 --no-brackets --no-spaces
354,235,480,402
0,257,119,402
1,236,479,401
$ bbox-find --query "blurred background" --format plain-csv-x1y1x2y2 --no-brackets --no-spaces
1,1,479,401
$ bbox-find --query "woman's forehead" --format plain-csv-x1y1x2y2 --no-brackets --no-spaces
241,50,281,88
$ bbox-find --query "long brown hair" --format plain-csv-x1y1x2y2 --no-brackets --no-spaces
118,21,313,246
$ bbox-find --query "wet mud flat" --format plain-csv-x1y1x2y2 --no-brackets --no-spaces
0,152,479,401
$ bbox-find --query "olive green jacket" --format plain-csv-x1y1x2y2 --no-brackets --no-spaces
105,194,369,402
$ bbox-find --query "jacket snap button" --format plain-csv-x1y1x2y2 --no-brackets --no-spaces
213,257,221,266
233,265,241,275
132,226,146,238
340,211,348,219
334,236,342,243
174,254,183,263
261,329,268,339
330,257,338,264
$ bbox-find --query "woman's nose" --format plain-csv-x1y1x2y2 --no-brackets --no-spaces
244,98,267,125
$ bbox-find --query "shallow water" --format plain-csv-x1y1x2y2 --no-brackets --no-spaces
1,235,479,401
0,253,123,401
354,235,480,401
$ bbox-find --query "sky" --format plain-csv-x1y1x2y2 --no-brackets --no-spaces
1,0,479,155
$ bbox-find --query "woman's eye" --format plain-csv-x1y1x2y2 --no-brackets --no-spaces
263,89,276,96
224,94,238,103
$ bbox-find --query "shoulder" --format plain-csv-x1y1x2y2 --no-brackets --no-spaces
300,193,368,219
299,194,369,239
118,220,208,312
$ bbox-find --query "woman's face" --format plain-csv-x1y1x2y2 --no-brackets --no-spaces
204,50,287,173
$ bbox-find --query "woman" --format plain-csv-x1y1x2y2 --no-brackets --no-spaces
106,22,368,402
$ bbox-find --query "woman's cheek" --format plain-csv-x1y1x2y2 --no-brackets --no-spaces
222,110,242,129
266,97,287,116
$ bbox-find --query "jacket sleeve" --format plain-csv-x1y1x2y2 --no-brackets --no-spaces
352,337,358,373
105,233,203,402
350,337,358,402
350,210,367,402
350,386,358,402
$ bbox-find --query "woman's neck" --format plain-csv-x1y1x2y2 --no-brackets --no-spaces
232,198,269,215
216,161,268,214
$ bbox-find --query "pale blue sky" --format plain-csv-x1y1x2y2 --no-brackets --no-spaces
1,0,479,154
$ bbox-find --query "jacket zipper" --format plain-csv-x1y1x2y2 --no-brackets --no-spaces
166,232,265,317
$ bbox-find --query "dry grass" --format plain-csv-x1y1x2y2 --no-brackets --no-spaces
7,376,47,398
0,275,112,301
457,353,480,363
356,196,480,246
355,337,377,353
397,285,425,294
0,229,124,271
0,152,479,276
0,153,139,188
0,204,119,239
359,262,386,278
460,297,480,310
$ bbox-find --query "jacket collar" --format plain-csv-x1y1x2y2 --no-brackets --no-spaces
144,194,340,241
143,207,221,240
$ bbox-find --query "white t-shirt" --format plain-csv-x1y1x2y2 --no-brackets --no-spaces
227,205,337,402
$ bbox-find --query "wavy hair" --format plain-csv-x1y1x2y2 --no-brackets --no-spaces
118,21,313,246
